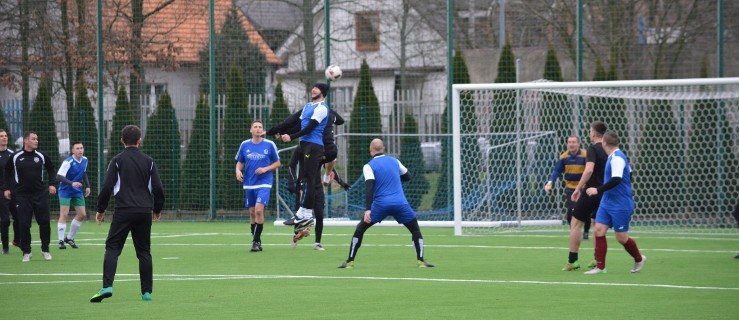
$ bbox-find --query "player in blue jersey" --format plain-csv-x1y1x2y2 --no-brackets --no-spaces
56,142,91,249
279,83,330,243
544,135,587,235
337,139,434,268
583,131,645,274
236,121,281,252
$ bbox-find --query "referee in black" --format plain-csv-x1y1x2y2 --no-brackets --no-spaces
3,131,57,262
90,125,164,303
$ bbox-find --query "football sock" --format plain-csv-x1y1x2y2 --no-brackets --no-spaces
315,218,323,243
568,252,578,264
254,223,263,243
57,223,66,242
301,208,313,219
68,219,81,239
622,237,642,261
404,219,424,260
250,223,255,237
595,235,607,270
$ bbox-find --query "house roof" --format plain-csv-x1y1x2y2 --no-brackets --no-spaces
95,0,282,65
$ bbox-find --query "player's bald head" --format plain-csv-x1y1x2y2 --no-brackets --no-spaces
369,138,384,155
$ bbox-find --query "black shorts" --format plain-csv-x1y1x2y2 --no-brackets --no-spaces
572,192,602,222
322,143,337,164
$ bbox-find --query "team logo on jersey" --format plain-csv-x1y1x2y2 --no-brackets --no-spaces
34,157,39,163
264,149,268,154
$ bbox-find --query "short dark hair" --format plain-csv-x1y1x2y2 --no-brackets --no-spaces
70,141,83,151
121,125,142,146
603,130,620,147
566,135,580,143
251,120,263,127
23,131,37,139
591,121,607,137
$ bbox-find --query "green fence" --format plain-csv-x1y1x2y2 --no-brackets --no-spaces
0,0,737,221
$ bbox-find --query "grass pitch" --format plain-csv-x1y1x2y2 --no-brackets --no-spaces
1,222,737,319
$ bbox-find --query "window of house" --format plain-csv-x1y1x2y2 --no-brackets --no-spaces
356,11,380,52
144,83,167,107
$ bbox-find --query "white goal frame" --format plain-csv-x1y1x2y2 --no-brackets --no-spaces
452,77,739,236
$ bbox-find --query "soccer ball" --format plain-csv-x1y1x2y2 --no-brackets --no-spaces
325,65,342,81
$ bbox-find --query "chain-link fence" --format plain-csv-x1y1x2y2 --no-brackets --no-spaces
0,0,737,221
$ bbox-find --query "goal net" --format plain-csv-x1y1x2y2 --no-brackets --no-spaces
452,78,739,235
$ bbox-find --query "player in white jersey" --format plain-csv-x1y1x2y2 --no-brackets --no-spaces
56,142,91,249
584,131,645,274
235,121,280,252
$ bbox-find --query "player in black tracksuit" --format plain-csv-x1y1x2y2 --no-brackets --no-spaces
0,129,19,254
3,132,57,260
91,125,164,302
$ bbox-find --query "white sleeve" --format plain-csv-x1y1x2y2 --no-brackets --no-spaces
57,160,71,176
610,156,626,178
311,104,328,123
397,159,408,175
363,164,374,181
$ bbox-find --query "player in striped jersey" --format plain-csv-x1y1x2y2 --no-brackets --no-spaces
583,131,645,274
56,142,91,249
545,135,588,236
235,121,280,252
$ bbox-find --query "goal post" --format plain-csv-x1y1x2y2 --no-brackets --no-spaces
452,78,739,235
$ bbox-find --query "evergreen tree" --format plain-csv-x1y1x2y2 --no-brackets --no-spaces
491,41,517,133
142,91,181,210
199,6,266,97
540,45,569,142
28,76,59,160
347,60,382,182
433,50,472,210
218,65,251,210
180,94,210,210
0,104,12,146
268,82,292,151
28,76,60,212
109,85,135,163
70,79,99,209
543,46,563,82
399,112,428,210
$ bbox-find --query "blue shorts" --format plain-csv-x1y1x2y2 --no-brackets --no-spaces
595,207,633,232
370,203,417,224
245,188,271,208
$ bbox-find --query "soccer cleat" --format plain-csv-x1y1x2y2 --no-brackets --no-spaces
582,232,589,240
418,260,435,268
42,252,52,261
90,287,113,303
2,247,9,255
64,238,78,249
735,252,739,259
282,216,297,226
631,255,647,273
142,292,152,301
562,261,581,271
250,242,261,252
338,260,354,269
58,240,66,250
314,243,325,251
21,253,31,262
584,267,607,275
294,217,315,230
587,260,597,269
291,228,311,248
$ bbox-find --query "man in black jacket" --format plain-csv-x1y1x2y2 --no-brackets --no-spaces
90,125,165,303
3,131,57,262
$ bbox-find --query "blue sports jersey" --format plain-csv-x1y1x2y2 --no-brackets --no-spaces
600,149,634,211
57,155,88,198
235,139,279,189
363,155,410,207
299,101,329,145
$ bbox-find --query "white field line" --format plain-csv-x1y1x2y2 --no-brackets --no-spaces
0,273,736,291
